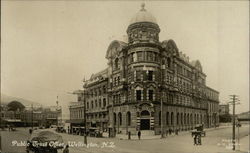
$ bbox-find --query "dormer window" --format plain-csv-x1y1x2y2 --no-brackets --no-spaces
115,58,119,70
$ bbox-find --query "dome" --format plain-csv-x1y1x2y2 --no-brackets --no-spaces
130,3,157,25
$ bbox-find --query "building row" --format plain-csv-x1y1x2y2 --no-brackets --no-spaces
0,104,61,128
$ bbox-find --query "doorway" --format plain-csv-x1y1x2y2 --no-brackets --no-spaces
140,110,151,130
140,119,150,130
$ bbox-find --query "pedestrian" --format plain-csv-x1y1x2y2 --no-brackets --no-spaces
197,134,202,145
169,129,172,135
138,130,141,140
193,134,197,145
63,145,69,153
29,128,33,135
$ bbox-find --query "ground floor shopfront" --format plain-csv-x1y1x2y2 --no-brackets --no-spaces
108,103,219,135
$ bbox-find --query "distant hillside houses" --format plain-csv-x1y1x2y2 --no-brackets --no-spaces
0,101,62,128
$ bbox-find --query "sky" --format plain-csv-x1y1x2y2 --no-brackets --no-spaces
1,1,249,117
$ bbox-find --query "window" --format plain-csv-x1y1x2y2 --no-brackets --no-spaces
136,90,142,101
87,102,89,109
103,98,106,107
117,76,120,85
177,113,179,125
127,112,131,126
137,52,143,61
95,100,98,108
113,113,117,125
103,86,106,94
133,53,137,62
148,71,153,81
99,99,101,108
167,58,171,68
91,101,94,109
155,53,158,62
171,112,174,125
113,95,116,104
159,111,161,125
78,96,81,102
136,71,141,81
166,112,169,125
148,90,153,100
115,58,119,70
131,53,134,62
118,94,121,103
147,52,154,61
118,112,122,126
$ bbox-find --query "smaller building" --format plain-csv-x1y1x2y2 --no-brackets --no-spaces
21,106,62,127
219,104,230,115
219,104,231,123
237,111,250,122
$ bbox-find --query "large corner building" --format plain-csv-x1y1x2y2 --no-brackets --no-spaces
69,4,220,135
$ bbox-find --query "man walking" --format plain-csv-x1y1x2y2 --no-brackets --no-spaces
138,130,141,140
193,134,197,145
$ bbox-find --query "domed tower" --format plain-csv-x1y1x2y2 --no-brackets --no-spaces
125,3,162,132
127,3,160,44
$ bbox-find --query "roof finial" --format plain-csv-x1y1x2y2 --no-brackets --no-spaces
141,2,146,11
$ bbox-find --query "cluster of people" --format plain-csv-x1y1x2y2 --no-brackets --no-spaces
193,133,202,145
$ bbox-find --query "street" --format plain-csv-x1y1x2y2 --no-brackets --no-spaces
1,125,249,153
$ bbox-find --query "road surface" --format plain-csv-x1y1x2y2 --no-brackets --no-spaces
1,125,249,153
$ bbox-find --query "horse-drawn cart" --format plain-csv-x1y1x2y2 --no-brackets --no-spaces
191,124,206,137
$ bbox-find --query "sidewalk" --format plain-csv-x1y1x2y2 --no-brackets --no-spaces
111,125,233,140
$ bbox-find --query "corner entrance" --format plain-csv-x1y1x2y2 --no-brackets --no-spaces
140,119,150,130
140,110,150,130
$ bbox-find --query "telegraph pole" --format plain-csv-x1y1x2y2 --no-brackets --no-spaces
31,103,33,129
228,95,240,151
56,96,59,127
82,91,87,145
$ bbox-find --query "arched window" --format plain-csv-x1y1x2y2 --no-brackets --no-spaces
115,58,119,70
118,112,122,126
190,114,193,124
127,112,131,126
177,113,179,125
141,110,150,116
113,113,117,126
166,112,169,125
181,113,183,125
171,112,174,125
167,57,171,68
184,113,186,125
194,114,196,125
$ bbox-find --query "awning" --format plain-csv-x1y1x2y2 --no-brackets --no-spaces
4,119,22,123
